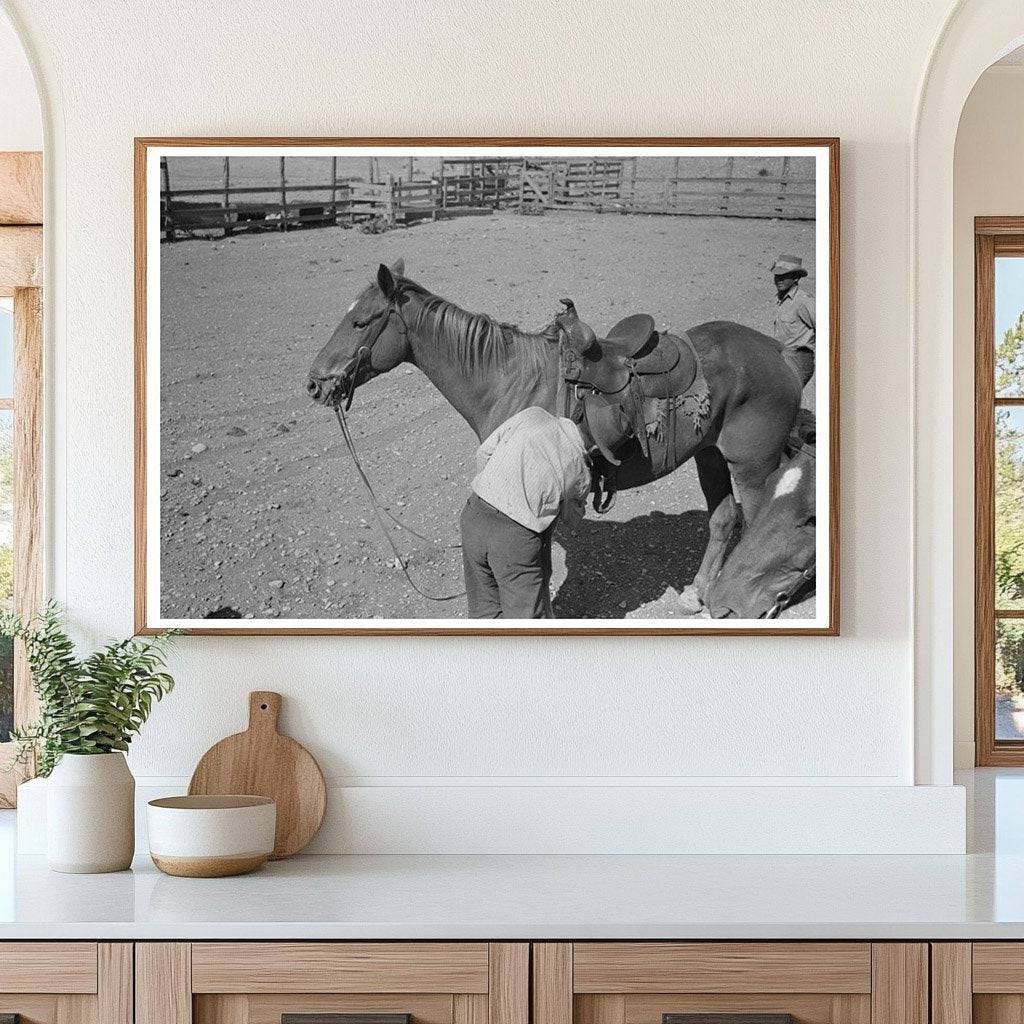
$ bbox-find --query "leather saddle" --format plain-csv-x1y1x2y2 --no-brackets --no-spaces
554,299,699,472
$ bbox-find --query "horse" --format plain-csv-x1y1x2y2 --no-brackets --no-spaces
306,259,802,613
705,441,817,619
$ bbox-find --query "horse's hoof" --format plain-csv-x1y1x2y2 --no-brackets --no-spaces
678,585,704,615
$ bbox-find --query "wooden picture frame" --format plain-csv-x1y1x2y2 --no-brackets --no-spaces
135,137,840,636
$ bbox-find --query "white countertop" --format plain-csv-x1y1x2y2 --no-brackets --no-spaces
2,848,1024,940
1,770,1021,941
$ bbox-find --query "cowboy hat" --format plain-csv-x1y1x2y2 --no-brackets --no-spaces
771,254,808,278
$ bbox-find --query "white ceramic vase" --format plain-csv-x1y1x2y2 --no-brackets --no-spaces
46,752,135,873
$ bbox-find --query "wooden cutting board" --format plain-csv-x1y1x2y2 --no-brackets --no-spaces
188,691,326,859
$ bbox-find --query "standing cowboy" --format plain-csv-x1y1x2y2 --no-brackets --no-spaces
460,406,593,619
771,254,816,388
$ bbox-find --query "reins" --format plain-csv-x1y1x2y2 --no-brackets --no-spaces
327,292,466,604
333,403,466,603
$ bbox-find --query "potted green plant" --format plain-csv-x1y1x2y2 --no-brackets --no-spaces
2,604,177,873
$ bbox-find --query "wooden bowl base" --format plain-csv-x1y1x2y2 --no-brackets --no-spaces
151,853,268,878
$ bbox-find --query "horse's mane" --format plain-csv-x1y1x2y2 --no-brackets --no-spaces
400,278,552,378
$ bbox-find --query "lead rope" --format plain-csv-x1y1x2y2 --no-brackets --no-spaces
333,404,466,603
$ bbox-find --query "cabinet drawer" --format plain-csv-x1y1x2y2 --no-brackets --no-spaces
0,943,130,1024
973,943,1024,992
935,942,1024,1024
0,942,98,993
535,943,925,1024
140,942,528,1024
572,944,872,994
191,943,490,993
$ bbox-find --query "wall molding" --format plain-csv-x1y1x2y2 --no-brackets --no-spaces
17,779,967,855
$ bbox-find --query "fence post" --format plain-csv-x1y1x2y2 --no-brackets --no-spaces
776,155,790,216
721,155,735,215
331,155,338,224
279,156,287,231
222,156,232,237
161,157,175,242
386,173,396,228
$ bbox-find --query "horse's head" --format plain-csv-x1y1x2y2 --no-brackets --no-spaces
707,448,817,619
306,258,411,408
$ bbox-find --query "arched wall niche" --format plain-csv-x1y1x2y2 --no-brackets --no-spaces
914,0,1024,785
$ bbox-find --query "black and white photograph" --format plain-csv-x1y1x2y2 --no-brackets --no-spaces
136,141,838,634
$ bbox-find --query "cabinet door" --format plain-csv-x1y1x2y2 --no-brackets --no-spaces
936,943,1024,1024
534,943,927,1024
0,942,132,1024
137,943,528,1024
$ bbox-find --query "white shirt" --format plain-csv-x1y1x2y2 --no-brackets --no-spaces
471,407,591,533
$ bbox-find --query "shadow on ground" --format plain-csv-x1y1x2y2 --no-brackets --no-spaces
553,509,709,618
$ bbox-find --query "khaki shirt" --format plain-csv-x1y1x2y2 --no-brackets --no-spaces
774,283,816,353
471,407,591,533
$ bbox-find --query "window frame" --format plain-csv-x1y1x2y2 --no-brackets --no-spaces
975,217,1024,765
0,151,43,806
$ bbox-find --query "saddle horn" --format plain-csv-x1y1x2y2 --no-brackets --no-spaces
556,297,600,357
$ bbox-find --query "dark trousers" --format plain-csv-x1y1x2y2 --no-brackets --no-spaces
460,493,555,619
784,345,815,389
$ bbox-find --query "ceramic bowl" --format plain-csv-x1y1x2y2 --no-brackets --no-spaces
147,795,276,877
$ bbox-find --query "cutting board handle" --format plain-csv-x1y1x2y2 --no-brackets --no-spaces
248,691,282,734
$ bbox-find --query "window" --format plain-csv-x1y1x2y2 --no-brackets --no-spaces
0,287,42,805
976,220,1024,764
0,151,43,806
0,299,11,745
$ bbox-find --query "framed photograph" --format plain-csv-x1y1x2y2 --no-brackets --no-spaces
135,137,839,635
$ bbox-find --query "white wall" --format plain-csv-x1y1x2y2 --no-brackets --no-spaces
952,64,1024,767
0,8,40,151
2,0,973,851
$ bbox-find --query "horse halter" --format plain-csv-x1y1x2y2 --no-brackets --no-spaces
312,291,411,411
764,564,815,619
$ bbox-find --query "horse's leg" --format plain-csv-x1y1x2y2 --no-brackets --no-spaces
717,397,793,528
681,493,742,614
679,445,737,614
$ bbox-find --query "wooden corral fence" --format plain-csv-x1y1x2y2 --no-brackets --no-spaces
160,155,814,240
160,157,442,240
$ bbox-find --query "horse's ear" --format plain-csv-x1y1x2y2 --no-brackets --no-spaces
390,257,405,277
377,263,398,298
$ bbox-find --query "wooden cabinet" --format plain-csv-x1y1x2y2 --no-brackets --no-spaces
0,942,132,1024
0,938,944,1024
532,944,928,1024
931,943,1024,1024
136,943,528,1024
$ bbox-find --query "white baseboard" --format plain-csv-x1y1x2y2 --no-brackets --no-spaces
17,778,967,856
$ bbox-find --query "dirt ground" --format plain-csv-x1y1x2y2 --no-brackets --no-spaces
159,209,817,620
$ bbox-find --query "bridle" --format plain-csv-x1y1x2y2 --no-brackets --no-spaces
764,565,815,619
311,292,411,412
315,289,466,604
